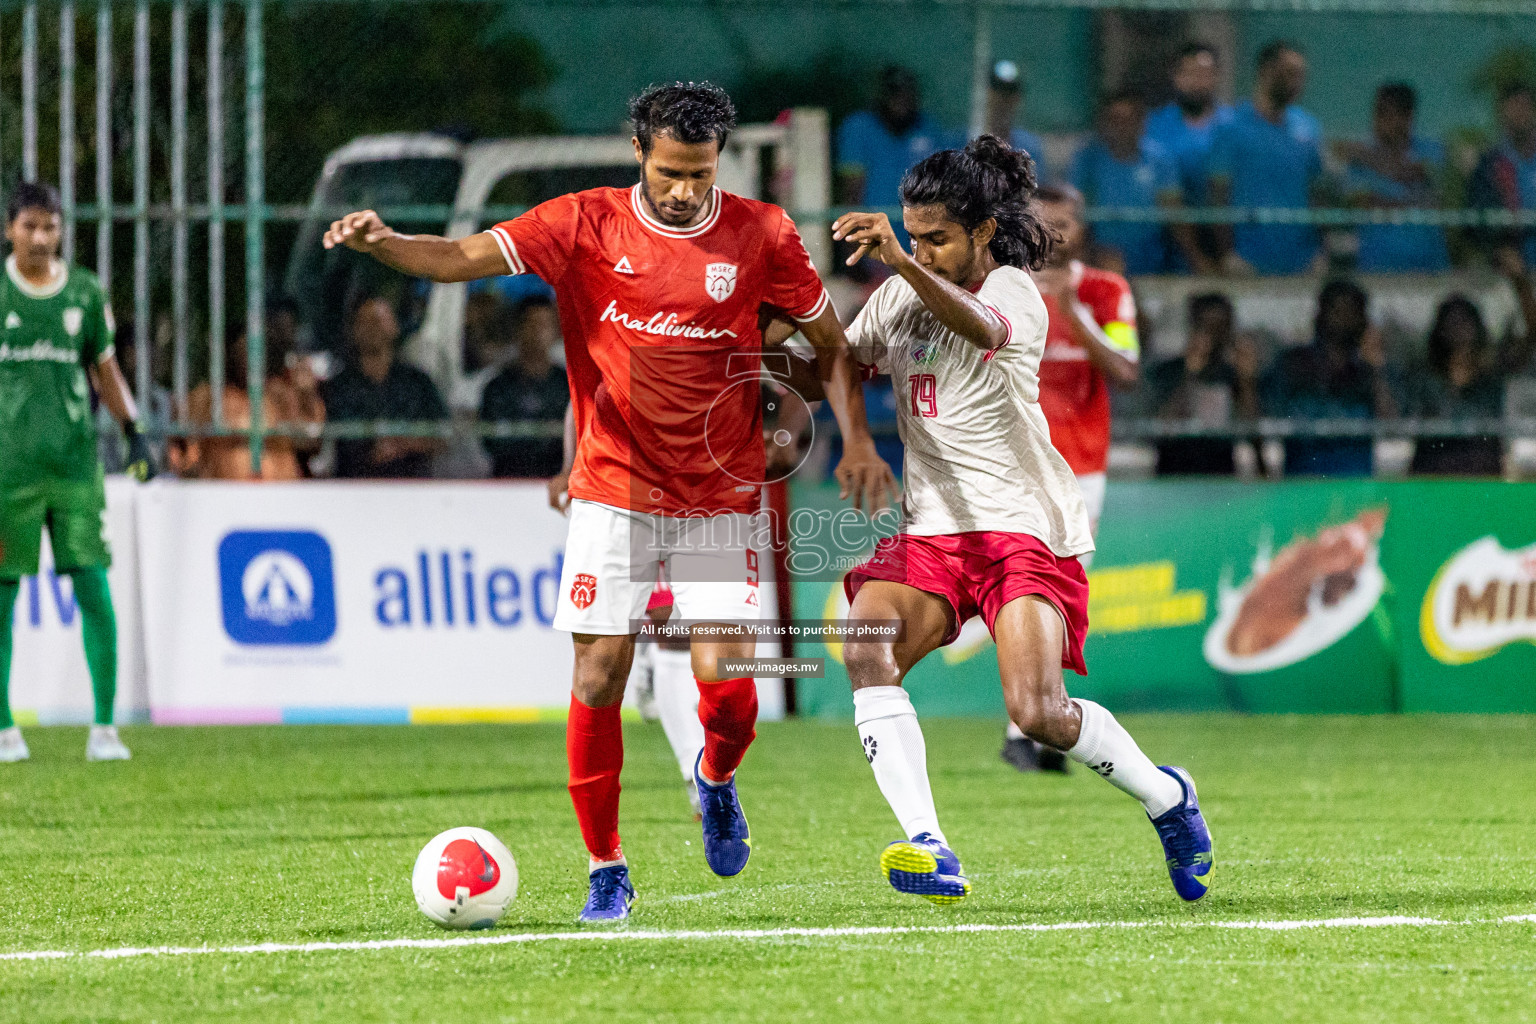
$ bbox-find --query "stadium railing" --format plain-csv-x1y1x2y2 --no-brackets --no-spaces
13,0,1536,475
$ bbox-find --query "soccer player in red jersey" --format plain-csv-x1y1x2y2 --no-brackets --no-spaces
1032,183,1140,543
828,137,1210,906
1002,183,1142,772
326,83,894,922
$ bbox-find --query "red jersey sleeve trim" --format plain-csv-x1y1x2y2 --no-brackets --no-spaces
981,303,1013,362
487,226,524,276
791,288,832,324
858,361,881,381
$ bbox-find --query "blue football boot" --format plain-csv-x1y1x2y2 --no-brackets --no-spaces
577,864,635,923
1149,766,1213,901
694,751,752,877
880,832,972,905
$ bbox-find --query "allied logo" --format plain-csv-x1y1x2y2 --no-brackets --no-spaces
614,256,635,275
704,262,737,302
218,530,337,646
1421,536,1536,665
62,307,84,337
570,572,598,610
910,342,940,366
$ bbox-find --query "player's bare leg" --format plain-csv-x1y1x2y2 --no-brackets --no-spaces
569,632,638,922
844,581,970,904
688,625,758,876
992,594,1213,900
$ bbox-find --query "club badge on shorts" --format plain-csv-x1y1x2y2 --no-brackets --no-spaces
570,572,598,610
704,262,737,302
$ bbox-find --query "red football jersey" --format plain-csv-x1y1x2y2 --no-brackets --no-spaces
490,185,829,515
1035,261,1139,476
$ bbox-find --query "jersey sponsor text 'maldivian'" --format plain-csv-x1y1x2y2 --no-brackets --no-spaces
0,255,114,486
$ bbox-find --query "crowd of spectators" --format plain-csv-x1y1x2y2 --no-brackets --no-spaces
161,44,1536,483
835,43,1536,280
823,44,1536,479
170,286,570,482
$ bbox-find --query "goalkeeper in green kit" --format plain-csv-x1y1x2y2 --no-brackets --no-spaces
0,182,154,763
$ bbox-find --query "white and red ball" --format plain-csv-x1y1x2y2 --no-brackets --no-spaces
411,827,518,930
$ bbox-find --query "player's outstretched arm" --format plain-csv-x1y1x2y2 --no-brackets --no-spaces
797,306,897,513
322,210,508,283
832,211,1007,352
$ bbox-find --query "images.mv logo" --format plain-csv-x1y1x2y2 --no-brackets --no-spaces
218,530,338,645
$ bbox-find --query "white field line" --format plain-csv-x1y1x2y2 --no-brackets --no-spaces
1,914,1533,964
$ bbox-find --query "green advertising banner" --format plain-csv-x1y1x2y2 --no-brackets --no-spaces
789,479,1536,718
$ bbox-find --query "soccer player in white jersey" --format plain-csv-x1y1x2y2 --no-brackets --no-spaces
830,136,1213,905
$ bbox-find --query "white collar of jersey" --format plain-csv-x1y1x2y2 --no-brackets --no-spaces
5,254,67,299
629,183,722,239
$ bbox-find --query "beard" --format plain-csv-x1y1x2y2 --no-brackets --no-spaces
639,177,705,226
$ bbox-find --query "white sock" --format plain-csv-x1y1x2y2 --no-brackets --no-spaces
1004,721,1026,741
1066,699,1183,818
627,642,653,692
589,855,627,873
652,647,705,782
853,686,945,844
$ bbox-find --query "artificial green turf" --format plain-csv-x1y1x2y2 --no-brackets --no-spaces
1,716,1533,1023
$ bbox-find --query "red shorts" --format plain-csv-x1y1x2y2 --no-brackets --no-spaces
843,531,1089,675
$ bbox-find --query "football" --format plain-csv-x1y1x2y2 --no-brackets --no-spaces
411,827,519,930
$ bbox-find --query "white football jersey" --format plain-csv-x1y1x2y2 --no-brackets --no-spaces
848,264,1094,558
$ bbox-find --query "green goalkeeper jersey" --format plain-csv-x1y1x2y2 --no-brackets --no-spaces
0,254,115,487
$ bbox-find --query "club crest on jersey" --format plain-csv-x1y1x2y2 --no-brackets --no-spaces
704,262,737,303
570,573,598,610
62,307,84,337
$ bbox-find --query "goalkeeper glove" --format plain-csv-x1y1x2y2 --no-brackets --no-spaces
123,422,158,482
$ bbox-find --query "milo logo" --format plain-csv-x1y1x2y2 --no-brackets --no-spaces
1420,537,1536,665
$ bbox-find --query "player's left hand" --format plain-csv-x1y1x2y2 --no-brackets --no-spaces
834,438,898,514
832,212,908,269
123,423,158,482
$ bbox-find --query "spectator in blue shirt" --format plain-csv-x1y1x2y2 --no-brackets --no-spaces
1469,83,1536,269
1338,83,1449,273
836,65,950,249
1070,88,1204,275
1144,42,1235,209
1262,279,1400,476
1208,41,1324,275
981,59,1046,169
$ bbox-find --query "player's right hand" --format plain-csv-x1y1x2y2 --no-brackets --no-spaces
834,439,898,515
547,471,571,514
323,210,393,253
832,212,908,269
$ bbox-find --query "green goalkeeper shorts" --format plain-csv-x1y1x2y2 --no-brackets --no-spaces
0,472,111,578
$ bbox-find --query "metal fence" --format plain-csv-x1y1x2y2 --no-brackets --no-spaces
6,0,265,463
8,0,1536,476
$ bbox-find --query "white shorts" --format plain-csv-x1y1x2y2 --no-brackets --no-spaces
553,499,765,635
1075,471,1106,570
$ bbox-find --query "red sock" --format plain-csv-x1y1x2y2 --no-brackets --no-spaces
696,676,757,783
566,694,624,862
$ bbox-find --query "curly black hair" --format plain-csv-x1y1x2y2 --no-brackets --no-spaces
897,134,1054,270
629,82,737,154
